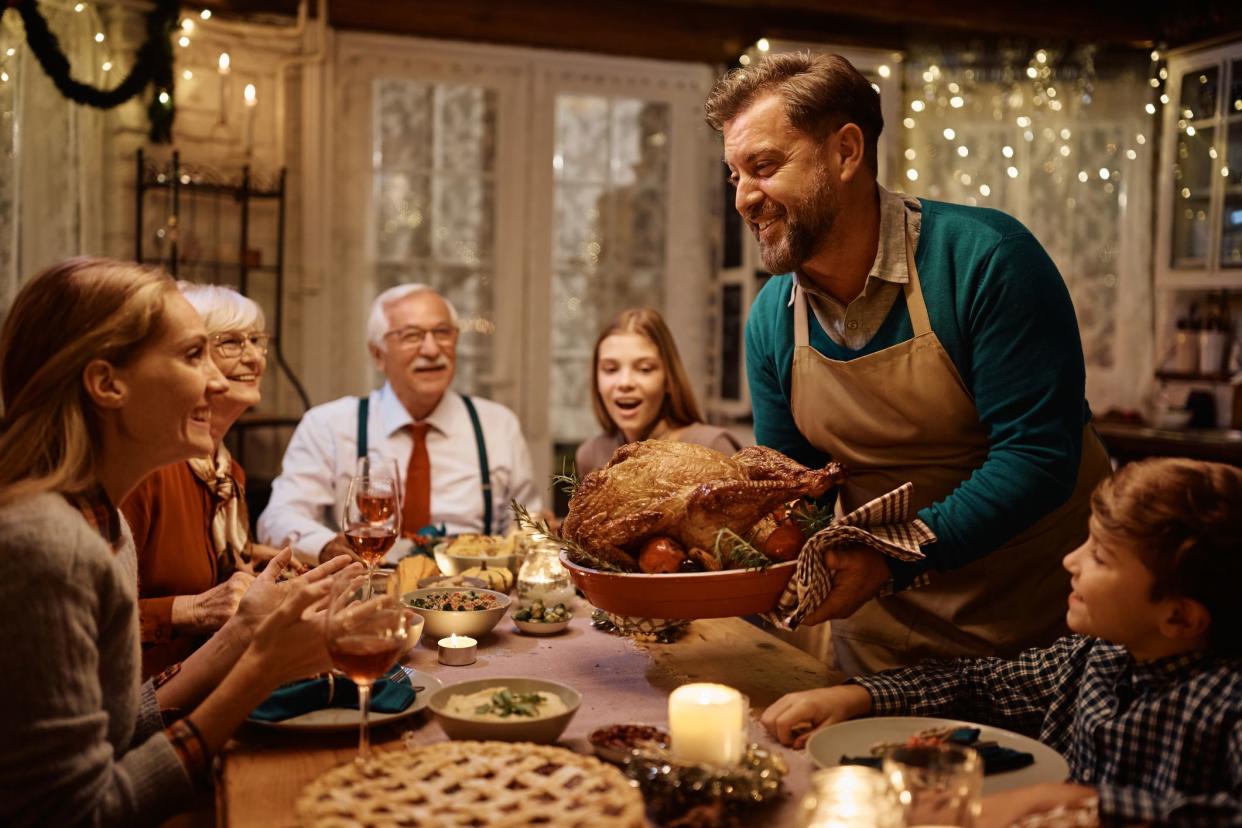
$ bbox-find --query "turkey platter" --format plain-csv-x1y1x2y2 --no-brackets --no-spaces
562,441,845,573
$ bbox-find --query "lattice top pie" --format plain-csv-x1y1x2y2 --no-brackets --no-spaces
296,740,646,827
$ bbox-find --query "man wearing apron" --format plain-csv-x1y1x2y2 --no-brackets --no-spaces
707,54,1111,674
257,284,542,567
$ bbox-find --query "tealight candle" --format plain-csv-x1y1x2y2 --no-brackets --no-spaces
668,682,747,766
437,634,477,666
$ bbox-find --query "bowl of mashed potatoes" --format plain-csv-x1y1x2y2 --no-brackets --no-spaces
428,677,581,743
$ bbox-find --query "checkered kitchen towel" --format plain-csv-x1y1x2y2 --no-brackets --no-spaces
767,482,936,630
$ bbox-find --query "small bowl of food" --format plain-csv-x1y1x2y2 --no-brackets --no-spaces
428,677,581,743
588,723,670,764
402,587,511,639
433,533,520,577
512,599,572,635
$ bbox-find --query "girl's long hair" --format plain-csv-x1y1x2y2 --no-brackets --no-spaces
590,307,705,437
0,257,174,505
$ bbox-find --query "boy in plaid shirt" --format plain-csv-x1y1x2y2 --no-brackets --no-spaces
762,458,1241,826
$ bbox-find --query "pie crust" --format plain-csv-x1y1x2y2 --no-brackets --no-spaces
296,740,646,827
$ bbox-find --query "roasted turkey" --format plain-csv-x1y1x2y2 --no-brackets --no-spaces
562,441,845,571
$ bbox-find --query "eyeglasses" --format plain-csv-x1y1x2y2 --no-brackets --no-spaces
212,332,272,358
383,325,457,348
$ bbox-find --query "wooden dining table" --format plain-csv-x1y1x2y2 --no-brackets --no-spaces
216,611,844,826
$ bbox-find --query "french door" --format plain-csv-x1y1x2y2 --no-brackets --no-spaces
327,33,715,499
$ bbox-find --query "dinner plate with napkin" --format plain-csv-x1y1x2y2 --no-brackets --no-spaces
247,666,441,732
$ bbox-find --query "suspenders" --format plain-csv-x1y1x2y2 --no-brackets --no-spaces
459,396,493,536
356,395,492,535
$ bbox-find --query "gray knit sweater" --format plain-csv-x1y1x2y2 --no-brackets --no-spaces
0,492,194,826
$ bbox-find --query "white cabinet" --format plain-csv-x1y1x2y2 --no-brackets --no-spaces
1156,42,1242,288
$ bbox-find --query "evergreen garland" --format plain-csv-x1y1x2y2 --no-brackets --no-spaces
1,0,180,142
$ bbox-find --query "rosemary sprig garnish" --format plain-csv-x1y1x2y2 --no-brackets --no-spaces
475,689,547,718
509,499,627,573
714,528,772,571
551,458,580,501
791,499,835,537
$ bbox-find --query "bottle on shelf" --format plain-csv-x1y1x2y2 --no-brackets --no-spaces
1174,315,1200,374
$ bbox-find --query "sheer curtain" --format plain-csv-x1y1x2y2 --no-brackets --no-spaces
898,45,1156,413
0,4,112,318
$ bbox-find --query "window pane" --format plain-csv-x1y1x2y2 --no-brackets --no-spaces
1170,126,1215,267
372,79,498,396
1177,67,1218,121
549,95,670,443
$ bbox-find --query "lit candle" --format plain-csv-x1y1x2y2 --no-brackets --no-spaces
242,83,257,155
437,634,477,666
668,683,747,766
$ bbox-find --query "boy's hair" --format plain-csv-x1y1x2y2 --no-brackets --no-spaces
1091,458,1242,655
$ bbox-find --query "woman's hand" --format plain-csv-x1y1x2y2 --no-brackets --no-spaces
171,571,255,634
760,684,873,748
234,548,356,633
241,559,363,686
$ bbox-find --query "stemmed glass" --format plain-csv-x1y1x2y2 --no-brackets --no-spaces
325,570,420,762
355,454,401,493
343,475,401,571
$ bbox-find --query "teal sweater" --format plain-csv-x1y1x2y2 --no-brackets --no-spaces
745,199,1091,586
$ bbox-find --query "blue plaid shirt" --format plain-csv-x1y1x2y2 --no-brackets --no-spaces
851,635,1242,826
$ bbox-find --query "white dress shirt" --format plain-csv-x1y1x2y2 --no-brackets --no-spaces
257,384,542,565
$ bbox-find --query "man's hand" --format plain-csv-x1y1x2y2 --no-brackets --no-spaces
171,571,255,634
979,783,1096,828
801,545,891,625
760,684,873,748
319,533,360,565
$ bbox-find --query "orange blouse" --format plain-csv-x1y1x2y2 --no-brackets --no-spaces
121,460,246,678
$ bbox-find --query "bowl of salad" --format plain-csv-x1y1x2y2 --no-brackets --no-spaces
402,587,512,639
512,599,572,635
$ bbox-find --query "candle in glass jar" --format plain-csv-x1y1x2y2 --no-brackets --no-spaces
668,683,747,766
437,634,477,666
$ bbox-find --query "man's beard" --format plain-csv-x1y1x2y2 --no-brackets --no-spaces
755,166,837,275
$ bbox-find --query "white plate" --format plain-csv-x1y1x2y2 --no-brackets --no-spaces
246,667,442,733
805,716,1069,795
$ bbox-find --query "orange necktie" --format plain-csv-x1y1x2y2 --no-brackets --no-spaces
403,423,431,536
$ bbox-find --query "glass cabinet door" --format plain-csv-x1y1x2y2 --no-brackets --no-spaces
1223,59,1242,268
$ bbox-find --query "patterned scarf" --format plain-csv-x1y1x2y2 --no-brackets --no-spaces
187,444,254,576
767,482,935,630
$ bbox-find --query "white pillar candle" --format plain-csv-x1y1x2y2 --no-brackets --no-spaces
668,683,747,766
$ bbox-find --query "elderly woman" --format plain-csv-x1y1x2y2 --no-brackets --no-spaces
576,307,742,477
122,284,281,677
0,257,354,826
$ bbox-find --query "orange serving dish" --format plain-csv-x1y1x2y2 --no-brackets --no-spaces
560,550,796,619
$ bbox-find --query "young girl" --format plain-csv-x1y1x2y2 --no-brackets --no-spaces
576,307,742,476
0,258,354,826
761,458,1242,826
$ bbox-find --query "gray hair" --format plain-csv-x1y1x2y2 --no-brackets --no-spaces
365,283,459,352
177,282,266,334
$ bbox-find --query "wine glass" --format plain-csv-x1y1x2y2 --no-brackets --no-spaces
325,570,417,762
343,475,401,570
355,453,401,491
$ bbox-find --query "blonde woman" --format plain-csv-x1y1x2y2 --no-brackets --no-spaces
576,308,742,477
122,284,283,677
0,258,354,826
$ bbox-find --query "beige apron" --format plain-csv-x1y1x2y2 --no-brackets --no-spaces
789,221,1111,675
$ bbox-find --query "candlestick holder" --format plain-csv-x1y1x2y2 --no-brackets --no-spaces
623,743,786,825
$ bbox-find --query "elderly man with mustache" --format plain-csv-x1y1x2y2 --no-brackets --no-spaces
258,284,541,565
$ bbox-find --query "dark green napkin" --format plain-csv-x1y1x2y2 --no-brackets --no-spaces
250,667,417,722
